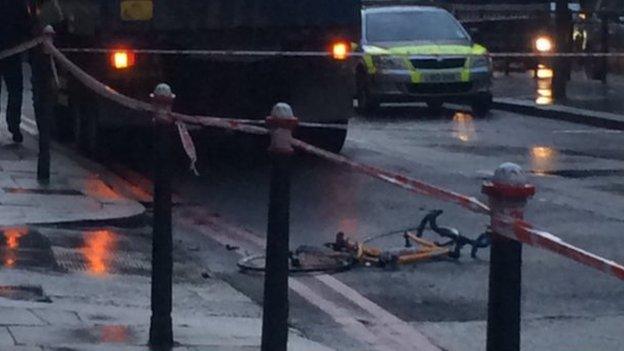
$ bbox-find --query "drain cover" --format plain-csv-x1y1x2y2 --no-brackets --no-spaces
2,187,83,196
0,285,51,303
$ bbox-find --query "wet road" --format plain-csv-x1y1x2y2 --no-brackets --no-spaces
13,98,622,349
168,106,624,350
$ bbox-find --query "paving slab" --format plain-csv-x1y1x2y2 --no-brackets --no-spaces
0,113,144,226
0,307,44,326
0,326,16,346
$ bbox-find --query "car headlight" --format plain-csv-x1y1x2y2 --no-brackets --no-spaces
373,56,405,70
471,56,491,69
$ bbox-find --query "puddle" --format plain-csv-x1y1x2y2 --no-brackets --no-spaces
593,183,624,196
2,187,84,196
532,169,624,178
437,144,526,157
0,227,58,270
98,325,133,343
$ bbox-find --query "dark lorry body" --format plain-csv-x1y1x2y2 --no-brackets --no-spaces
48,0,361,153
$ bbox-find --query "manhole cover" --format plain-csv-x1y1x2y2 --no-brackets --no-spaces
0,285,51,303
2,187,83,196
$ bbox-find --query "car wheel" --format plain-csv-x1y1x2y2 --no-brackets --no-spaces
426,100,444,115
355,75,379,115
471,93,493,117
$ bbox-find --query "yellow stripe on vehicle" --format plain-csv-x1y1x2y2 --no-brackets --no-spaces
363,54,376,74
461,68,470,82
471,44,488,55
409,70,422,83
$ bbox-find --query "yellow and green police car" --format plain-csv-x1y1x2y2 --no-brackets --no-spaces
356,6,493,116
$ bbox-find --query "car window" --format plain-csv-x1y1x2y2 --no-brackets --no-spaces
365,11,469,43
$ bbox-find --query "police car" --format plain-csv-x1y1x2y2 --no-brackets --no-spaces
355,6,493,116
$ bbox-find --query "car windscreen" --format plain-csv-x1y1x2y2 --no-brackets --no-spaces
365,10,469,43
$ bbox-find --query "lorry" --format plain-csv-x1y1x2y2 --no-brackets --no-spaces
42,0,361,155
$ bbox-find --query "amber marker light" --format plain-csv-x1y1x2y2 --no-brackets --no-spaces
110,49,136,69
332,41,349,60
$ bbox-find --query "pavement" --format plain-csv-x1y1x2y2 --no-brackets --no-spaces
492,70,624,128
0,84,333,350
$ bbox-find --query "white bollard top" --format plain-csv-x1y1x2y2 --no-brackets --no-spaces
43,25,55,35
492,162,527,186
482,162,535,199
271,103,295,119
153,83,174,98
266,102,298,155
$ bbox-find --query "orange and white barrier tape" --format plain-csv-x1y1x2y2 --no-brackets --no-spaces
493,217,624,281
0,37,43,61
290,138,491,215
291,137,624,281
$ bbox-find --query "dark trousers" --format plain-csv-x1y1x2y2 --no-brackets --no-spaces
0,55,24,134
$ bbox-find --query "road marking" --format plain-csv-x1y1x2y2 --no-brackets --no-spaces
178,208,442,351
21,115,38,136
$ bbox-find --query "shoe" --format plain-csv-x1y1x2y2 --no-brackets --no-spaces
12,130,23,143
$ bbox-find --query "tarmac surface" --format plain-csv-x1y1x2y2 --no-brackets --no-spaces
0,68,623,350
168,105,624,350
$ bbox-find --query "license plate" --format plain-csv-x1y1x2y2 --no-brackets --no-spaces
121,0,153,21
422,72,461,83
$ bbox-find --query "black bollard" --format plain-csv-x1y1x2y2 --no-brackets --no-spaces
552,0,573,100
599,14,610,84
148,84,176,347
261,103,298,351
33,26,56,183
482,163,535,351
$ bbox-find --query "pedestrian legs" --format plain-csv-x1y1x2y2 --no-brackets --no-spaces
30,47,52,181
1,56,24,142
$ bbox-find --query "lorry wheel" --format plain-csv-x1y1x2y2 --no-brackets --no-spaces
72,93,103,159
471,93,493,118
319,129,347,153
296,127,347,153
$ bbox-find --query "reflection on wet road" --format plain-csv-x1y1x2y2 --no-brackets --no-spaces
4,227,27,267
535,65,554,105
452,112,476,142
81,230,118,276
1,227,56,270
530,146,558,176
0,226,152,277
99,325,131,343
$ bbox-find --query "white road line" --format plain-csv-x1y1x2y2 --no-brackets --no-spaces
315,274,441,351
21,115,38,136
179,208,442,351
